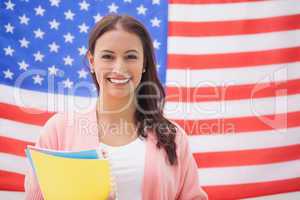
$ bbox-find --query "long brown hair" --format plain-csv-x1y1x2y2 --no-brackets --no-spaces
86,14,178,165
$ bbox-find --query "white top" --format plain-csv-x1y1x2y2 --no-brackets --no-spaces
99,137,146,200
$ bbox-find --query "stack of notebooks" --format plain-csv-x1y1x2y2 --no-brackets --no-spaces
26,146,112,200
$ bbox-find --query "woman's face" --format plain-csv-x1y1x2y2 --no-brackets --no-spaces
88,27,144,99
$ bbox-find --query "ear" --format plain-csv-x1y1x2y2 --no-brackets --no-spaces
87,51,95,71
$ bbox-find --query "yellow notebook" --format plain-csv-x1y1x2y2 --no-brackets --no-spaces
27,148,111,200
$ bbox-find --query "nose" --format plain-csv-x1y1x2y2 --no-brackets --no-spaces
112,58,127,74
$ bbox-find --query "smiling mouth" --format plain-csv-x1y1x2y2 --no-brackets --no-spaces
107,77,131,84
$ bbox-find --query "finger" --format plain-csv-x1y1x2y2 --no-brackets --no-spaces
107,191,116,200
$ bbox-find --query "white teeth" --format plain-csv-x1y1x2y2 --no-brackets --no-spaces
108,78,130,84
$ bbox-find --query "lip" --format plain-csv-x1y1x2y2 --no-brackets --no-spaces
106,75,131,80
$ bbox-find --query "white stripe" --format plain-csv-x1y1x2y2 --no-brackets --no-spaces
169,0,300,22
198,159,300,186
0,153,27,175
0,119,41,143
168,30,300,54
0,84,96,112
166,62,300,87
0,191,25,200
189,126,300,153
165,93,299,120
243,191,300,200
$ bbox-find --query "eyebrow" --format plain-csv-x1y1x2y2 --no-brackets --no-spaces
100,50,139,54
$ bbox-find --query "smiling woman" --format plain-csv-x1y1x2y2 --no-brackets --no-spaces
24,14,208,200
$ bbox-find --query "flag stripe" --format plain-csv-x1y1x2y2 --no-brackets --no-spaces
0,84,96,114
169,0,300,22
0,153,27,174
0,136,33,157
0,170,24,191
198,159,300,186
202,177,300,199
174,111,300,135
169,0,264,4
0,118,41,143
165,94,300,120
166,62,299,87
169,14,300,37
0,102,54,126
168,30,300,54
188,126,300,153
166,78,300,102
194,144,300,168
168,47,300,69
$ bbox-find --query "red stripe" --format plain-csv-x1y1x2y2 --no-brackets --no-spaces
203,177,300,199
194,144,300,168
168,47,300,69
0,136,33,157
174,111,300,135
170,0,263,4
169,14,300,36
0,102,55,126
0,170,24,191
166,78,300,102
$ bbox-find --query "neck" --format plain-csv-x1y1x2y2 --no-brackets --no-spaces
96,96,138,142
96,94,136,124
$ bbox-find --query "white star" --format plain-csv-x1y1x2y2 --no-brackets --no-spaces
49,0,60,7
18,60,29,71
63,55,74,66
32,74,44,85
19,37,30,48
4,0,15,11
48,65,59,76
4,23,14,33
78,23,89,33
78,46,87,56
62,78,73,89
3,69,14,79
108,3,118,13
4,46,14,56
153,39,161,49
156,64,160,69
77,68,88,79
35,5,45,16
137,4,147,15
150,17,161,27
63,32,74,43
33,51,44,62
64,10,75,20
49,19,60,30
34,28,45,39
93,13,102,23
124,0,132,3
152,0,160,5
19,14,30,25
79,0,89,11
48,42,60,53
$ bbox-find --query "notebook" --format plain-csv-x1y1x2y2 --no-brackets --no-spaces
26,146,112,200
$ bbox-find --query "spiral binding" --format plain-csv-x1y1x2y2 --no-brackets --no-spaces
99,147,119,200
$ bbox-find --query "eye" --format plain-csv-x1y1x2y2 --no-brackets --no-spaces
101,54,113,59
126,54,137,60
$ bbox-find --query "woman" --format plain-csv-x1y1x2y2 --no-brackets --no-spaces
24,14,208,200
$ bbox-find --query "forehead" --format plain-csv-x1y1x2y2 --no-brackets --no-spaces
94,28,143,52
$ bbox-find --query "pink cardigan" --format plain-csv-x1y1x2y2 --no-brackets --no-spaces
24,107,208,200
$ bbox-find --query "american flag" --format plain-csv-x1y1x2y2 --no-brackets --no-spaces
1,0,300,199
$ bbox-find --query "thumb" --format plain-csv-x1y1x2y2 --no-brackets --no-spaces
107,191,116,200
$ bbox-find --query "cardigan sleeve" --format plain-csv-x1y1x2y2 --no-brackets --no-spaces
24,113,63,200
174,123,209,200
